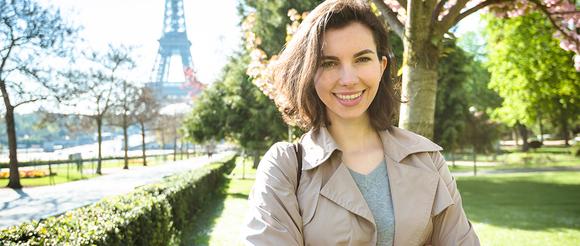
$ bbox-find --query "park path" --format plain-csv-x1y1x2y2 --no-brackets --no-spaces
0,152,233,229
451,165,580,176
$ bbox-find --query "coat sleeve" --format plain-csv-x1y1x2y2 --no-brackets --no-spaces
430,152,480,246
242,142,304,246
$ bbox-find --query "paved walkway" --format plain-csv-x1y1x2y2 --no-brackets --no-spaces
451,165,580,176
0,152,234,229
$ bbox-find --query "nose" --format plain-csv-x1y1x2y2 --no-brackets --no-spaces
338,64,357,86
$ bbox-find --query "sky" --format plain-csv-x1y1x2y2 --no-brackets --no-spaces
40,0,479,85
41,0,243,85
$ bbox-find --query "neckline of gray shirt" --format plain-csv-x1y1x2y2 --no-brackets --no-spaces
348,160,395,246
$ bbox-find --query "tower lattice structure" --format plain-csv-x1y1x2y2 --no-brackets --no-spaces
150,0,203,102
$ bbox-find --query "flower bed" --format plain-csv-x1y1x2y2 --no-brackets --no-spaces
0,170,50,179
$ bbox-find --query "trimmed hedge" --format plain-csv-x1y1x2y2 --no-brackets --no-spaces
0,154,237,245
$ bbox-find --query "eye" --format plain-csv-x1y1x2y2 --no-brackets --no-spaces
355,56,372,63
320,60,338,69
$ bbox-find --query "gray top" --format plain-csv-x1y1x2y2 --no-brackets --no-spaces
348,160,395,246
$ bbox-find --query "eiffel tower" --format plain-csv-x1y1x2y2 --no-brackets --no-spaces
149,0,204,104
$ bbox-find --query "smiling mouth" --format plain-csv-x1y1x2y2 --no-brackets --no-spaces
334,90,364,101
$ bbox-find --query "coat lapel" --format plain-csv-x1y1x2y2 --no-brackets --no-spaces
319,163,376,225
301,126,444,245
386,155,439,246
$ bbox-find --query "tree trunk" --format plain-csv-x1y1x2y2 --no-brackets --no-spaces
451,150,456,168
560,113,570,146
513,127,520,146
398,6,440,139
161,131,166,161
252,151,260,169
96,117,103,175
123,114,129,170
140,121,147,166
516,122,529,152
538,113,544,143
180,138,184,160
5,103,22,189
173,134,177,162
472,148,477,176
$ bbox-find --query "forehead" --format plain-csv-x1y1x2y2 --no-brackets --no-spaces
321,22,376,55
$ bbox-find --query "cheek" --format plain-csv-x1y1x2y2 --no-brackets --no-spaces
314,73,332,95
361,65,383,84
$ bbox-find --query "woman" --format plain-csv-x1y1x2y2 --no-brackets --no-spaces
243,0,480,245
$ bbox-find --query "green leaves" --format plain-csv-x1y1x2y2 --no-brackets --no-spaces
485,13,580,131
184,52,287,155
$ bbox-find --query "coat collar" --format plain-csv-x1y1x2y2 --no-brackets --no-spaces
300,126,447,245
300,126,442,170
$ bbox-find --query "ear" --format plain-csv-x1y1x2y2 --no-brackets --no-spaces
380,56,388,72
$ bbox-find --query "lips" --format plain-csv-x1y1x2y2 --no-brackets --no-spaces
333,90,365,107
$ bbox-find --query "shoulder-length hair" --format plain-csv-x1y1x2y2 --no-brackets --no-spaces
272,0,399,132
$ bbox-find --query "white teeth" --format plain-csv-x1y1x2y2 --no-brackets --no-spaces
335,91,363,100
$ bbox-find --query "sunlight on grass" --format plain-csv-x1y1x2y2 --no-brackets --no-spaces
199,157,255,246
199,159,580,245
458,172,580,246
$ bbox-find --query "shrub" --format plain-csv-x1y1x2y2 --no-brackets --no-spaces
572,142,580,157
0,154,236,245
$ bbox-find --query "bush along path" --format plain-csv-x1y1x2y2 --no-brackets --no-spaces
0,154,237,245
0,153,231,229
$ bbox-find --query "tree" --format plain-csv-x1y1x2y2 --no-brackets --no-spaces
373,0,579,138
241,0,577,139
458,31,503,112
485,12,580,148
434,40,471,162
0,0,77,188
370,0,579,138
66,45,135,174
184,79,227,145
465,109,500,175
108,80,140,169
185,52,287,167
133,87,160,166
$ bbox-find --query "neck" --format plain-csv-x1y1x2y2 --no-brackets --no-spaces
327,114,379,153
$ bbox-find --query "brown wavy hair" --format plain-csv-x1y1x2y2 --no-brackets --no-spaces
272,0,399,132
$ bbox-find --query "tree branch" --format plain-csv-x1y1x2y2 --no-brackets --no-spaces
529,0,580,53
372,0,405,38
431,0,449,28
435,0,471,37
455,0,512,27
396,0,408,11
14,96,46,108
0,21,16,77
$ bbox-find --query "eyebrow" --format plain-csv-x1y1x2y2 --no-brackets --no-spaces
321,49,376,60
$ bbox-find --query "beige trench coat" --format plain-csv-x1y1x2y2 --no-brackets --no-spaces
243,127,480,246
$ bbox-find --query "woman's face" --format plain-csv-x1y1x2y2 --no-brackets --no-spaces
314,21,387,125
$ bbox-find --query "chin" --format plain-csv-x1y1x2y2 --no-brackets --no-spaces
327,109,369,123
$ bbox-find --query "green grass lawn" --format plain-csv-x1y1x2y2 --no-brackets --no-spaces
0,153,202,187
193,158,580,246
186,157,255,246
458,172,580,246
